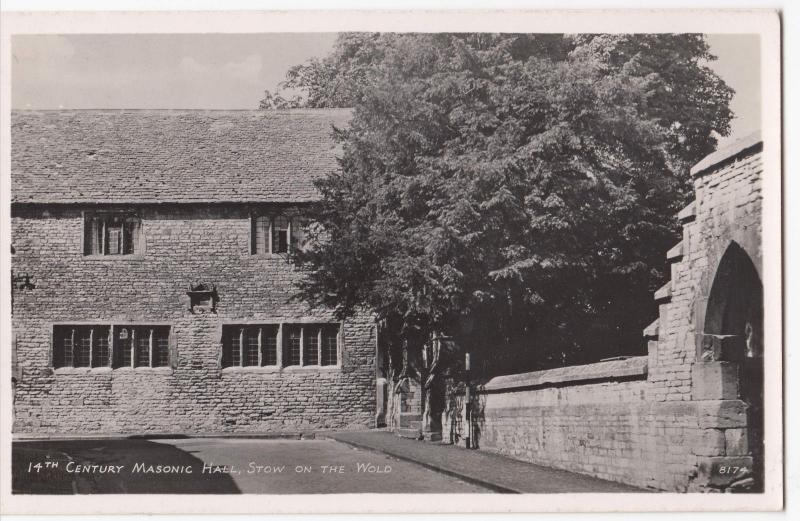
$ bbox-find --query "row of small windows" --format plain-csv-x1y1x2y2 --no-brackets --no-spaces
52,323,340,369
53,325,170,369
222,324,339,368
83,213,300,256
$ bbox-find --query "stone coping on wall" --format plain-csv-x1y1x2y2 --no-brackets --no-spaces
690,130,762,177
481,356,648,392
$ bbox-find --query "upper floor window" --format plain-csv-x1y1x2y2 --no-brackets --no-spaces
272,216,291,253
84,213,142,256
252,214,292,254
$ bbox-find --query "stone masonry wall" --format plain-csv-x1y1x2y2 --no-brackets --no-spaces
444,357,707,491
645,142,763,404
11,204,376,436
460,367,731,491
644,137,763,491
443,136,764,492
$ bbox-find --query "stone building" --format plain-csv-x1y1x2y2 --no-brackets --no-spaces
441,132,766,492
10,109,379,436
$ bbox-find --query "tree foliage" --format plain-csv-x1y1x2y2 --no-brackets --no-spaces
277,33,733,375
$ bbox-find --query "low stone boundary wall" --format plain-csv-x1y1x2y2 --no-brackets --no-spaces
442,357,748,491
481,356,649,392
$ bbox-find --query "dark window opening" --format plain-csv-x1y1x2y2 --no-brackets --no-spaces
114,326,170,368
153,328,170,367
84,214,141,256
273,216,290,254
74,329,92,367
54,325,110,368
251,214,292,254
285,326,302,366
263,332,278,366
244,328,260,367
221,325,279,368
219,324,338,368
291,324,339,367
54,325,169,369
115,327,133,368
54,328,75,368
304,327,319,366
94,332,110,368
135,332,150,367
321,326,339,366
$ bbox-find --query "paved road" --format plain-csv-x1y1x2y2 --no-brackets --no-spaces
332,431,646,493
13,438,487,494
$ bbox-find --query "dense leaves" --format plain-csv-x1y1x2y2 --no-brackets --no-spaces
274,33,733,374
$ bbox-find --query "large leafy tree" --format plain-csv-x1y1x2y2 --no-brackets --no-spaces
274,33,733,377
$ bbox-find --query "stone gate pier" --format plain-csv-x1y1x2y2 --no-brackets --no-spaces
440,133,765,492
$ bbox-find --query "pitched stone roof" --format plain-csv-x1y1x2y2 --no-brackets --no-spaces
11,109,351,204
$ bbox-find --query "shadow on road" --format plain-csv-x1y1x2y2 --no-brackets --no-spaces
13,439,241,494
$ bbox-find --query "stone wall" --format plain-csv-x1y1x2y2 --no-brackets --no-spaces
442,134,765,492
445,358,720,491
646,133,764,491
11,204,376,436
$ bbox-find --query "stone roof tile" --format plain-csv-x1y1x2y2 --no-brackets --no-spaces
11,109,352,204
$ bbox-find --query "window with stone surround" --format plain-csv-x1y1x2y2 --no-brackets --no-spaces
283,324,339,367
221,323,339,368
252,214,292,254
114,326,171,368
222,325,280,367
83,213,142,256
53,325,170,369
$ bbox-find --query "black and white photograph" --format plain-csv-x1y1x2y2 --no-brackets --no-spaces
0,7,785,515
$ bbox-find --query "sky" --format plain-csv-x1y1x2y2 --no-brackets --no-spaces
11,33,339,111
11,33,760,147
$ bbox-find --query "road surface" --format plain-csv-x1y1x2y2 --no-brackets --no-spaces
13,437,488,494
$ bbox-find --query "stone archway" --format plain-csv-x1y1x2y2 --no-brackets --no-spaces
702,241,764,491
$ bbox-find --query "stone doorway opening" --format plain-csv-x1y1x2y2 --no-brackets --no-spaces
703,241,764,491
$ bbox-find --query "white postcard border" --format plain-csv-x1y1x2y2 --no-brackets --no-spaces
0,8,783,514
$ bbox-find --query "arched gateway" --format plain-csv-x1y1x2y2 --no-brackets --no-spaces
701,242,764,490
650,131,765,492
